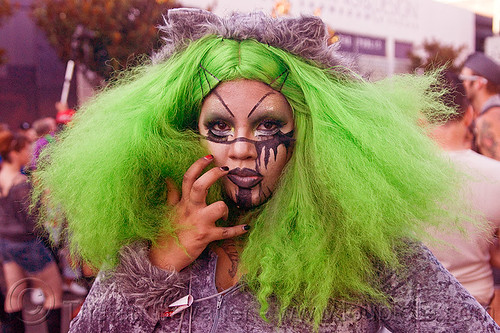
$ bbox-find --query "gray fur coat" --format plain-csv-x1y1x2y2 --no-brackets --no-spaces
69,243,499,332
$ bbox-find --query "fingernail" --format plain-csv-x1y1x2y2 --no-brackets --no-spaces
243,225,251,231
204,154,214,160
220,166,229,171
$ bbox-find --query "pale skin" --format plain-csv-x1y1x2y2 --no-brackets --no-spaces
149,80,294,291
0,141,63,312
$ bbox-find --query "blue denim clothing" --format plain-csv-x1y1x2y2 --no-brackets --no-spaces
0,238,55,273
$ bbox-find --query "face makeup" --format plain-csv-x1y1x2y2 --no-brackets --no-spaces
198,80,295,208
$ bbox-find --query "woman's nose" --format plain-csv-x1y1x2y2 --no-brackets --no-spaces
228,138,258,160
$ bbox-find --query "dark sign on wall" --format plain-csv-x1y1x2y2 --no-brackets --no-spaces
395,41,413,59
336,31,386,56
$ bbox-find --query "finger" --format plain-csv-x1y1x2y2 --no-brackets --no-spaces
211,224,251,242
200,201,229,224
190,166,229,205
182,155,214,199
166,178,180,205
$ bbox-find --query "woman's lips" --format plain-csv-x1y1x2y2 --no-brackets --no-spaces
227,168,263,189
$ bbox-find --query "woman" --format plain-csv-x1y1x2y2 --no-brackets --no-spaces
36,9,499,332
0,129,62,333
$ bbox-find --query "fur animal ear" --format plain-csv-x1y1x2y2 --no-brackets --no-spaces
154,8,223,63
280,16,328,59
166,8,222,45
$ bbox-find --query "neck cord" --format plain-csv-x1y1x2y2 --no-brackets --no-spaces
175,268,243,333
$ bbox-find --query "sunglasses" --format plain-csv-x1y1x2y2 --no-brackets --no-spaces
458,74,487,83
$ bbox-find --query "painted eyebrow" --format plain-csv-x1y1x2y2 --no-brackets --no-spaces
247,92,275,118
213,90,235,118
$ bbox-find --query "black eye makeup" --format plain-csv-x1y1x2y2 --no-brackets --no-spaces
206,119,233,142
255,119,285,138
203,117,287,143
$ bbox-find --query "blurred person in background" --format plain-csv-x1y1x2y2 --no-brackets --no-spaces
426,71,500,311
32,117,57,140
54,102,75,130
29,108,88,306
0,128,62,333
29,101,88,303
460,52,500,160
17,123,36,144
30,102,74,172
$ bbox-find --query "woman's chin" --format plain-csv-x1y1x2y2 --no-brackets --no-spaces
223,191,271,211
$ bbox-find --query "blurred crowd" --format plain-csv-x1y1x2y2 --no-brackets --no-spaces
1,50,500,333
0,102,90,333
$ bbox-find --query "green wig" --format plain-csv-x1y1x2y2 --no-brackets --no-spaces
35,9,459,326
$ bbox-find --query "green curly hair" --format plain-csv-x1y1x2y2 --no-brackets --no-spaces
34,35,459,325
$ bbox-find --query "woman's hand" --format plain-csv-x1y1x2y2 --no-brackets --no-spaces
149,155,249,272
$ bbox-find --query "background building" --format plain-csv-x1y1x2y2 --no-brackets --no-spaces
0,0,77,129
1,0,498,128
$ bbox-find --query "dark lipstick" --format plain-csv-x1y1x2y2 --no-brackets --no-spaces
227,168,263,189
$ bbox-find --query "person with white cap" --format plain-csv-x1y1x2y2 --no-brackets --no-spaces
460,52,500,160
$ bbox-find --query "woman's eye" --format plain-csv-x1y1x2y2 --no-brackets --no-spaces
206,120,232,142
212,121,230,132
256,120,283,136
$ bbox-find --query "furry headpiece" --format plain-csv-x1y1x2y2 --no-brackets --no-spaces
153,8,351,71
